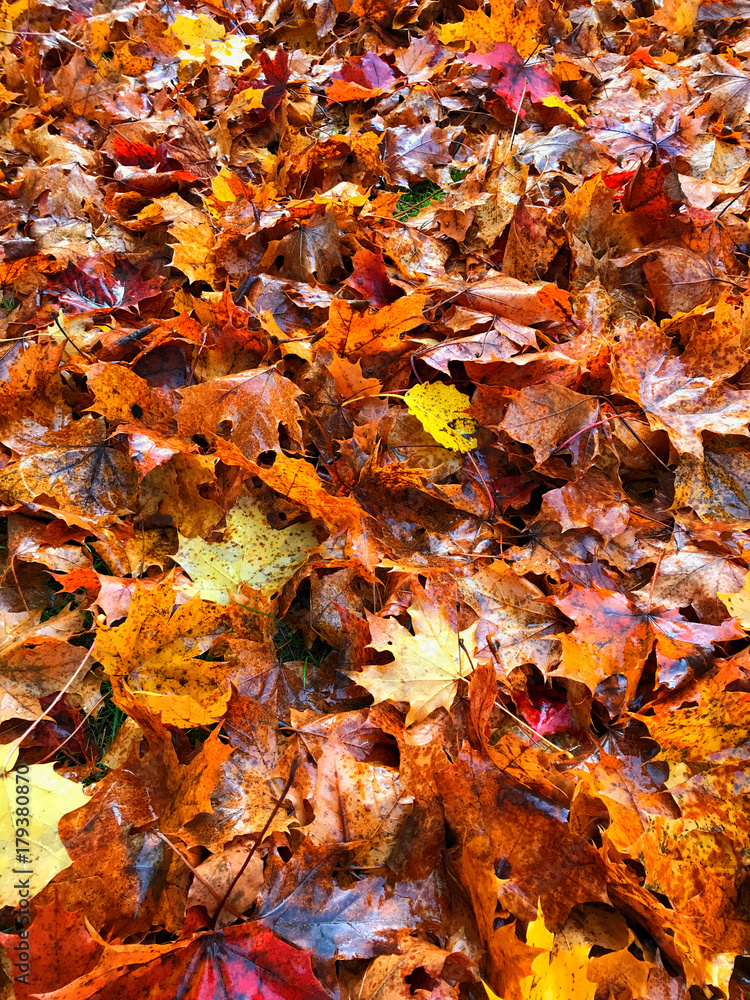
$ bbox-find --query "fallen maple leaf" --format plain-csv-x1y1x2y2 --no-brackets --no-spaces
174,494,317,604
3,0,750,996
177,367,304,461
353,586,477,726
522,904,598,1000
553,586,741,707
37,922,330,1000
255,839,417,978
0,751,88,906
464,44,561,115
0,896,102,999
0,417,138,524
93,578,233,728
320,293,429,360
499,384,601,466
268,210,344,285
328,52,395,100
439,0,542,57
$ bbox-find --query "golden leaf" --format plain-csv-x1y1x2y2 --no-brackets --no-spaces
404,382,478,453
439,0,542,57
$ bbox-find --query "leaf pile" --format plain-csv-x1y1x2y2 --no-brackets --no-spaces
1,0,750,996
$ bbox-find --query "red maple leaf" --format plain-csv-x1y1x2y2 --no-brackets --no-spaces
464,43,560,114
46,922,331,1000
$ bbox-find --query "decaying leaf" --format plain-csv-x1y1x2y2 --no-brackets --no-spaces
174,495,317,604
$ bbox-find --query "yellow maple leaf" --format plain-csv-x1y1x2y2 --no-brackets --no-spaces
0,751,88,906
94,578,232,728
653,0,701,36
209,167,247,207
523,904,598,1000
211,34,254,71
439,0,542,57
170,13,255,69
353,587,477,726
173,495,318,605
170,12,224,60
719,571,750,629
404,382,478,453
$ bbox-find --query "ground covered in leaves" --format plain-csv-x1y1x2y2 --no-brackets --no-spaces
1,0,750,996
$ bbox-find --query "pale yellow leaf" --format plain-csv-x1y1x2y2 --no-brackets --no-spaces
719,570,750,629
174,495,318,605
0,753,88,906
352,587,476,726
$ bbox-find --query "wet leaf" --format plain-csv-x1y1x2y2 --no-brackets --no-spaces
403,382,478,453
174,495,317,604
439,0,542,57
0,754,88,906
353,586,477,726
37,923,330,1000
93,578,232,728
4,1,750,997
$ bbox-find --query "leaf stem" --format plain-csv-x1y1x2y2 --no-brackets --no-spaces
211,755,300,930
154,831,246,922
